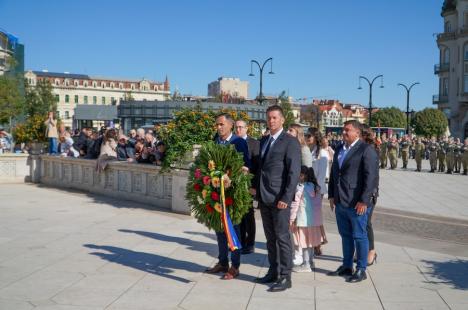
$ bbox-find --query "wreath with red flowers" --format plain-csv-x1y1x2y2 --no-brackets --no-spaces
186,141,252,232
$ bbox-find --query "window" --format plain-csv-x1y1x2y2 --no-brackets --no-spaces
93,96,97,104
444,48,450,64
65,80,69,86
111,97,115,104
55,94,60,102
93,82,97,88
443,78,449,96
445,21,452,32
74,95,78,104
55,80,59,86
65,95,70,103
84,96,88,104
102,97,106,104
110,83,114,89
101,82,105,88
131,84,135,90
84,81,88,87
65,111,70,119
119,83,123,89
74,80,78,87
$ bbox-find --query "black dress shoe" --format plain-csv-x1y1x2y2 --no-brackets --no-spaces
241,246,255,255
255,273,278,284
327,265,353,277
268,276,292,292
346,269,367,283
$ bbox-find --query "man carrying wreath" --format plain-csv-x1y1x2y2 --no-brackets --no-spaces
205,113,250,280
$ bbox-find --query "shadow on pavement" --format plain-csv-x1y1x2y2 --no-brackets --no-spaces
421,259,468,290
119,229,267,268
84,244,202,283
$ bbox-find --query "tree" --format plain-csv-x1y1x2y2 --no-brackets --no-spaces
24,79,57,117
0,76,24,126
370,107,406,128
123,91,134,101
300,103,320,127
277,91,295,128
412,108,448,137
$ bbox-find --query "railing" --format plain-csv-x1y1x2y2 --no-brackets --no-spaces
434,63,450,74
437,31,456,41
31,155,191,214
432,94,448,104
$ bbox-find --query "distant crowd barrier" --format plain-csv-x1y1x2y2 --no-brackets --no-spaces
27,155,191,215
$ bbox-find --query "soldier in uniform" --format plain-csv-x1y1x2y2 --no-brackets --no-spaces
379,135,388,169
453,138,463,173
387,136,398,169
438,137,447,172
400,135,411,169
462,138,468,175
413,138,425,172
446,137,455,174
428,137,439,173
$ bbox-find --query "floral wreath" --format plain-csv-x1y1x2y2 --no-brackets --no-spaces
186,141,252,236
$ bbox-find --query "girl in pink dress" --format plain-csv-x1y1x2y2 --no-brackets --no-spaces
290,166,324,272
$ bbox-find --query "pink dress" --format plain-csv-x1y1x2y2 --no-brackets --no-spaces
290,183,323,248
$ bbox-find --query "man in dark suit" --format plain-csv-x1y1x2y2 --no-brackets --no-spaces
254,105,301,292
205,113,250,280
327,120,379,283
235,119,260,255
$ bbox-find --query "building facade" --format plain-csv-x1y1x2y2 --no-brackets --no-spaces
0,29,24,78
208,77,249,99
24,70,171,128
435,0,468,138
118,100,267,132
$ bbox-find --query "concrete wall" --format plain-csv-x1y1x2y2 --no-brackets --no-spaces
0,154,31,183
31,156,191,215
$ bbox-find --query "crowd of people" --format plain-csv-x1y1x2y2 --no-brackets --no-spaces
41,112,166,171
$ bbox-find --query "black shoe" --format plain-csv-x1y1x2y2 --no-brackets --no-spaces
346,269,367,283
268,276,292,292
241,246,255,255
255,273,278,284
327,265,353,277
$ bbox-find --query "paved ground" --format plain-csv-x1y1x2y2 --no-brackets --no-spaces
1,184,467,310
377,159,468,220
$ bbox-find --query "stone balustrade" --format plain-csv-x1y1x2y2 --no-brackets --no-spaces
31,155,191,214
0,154,31,183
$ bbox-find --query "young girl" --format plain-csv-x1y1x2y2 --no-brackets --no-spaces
290,166,324,272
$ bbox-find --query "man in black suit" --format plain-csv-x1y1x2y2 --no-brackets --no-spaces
327,120,379,283
235,119,260,255
254,105,301,292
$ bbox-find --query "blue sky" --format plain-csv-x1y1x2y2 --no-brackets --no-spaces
0,0,443,111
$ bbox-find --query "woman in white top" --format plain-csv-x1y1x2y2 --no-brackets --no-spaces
306,130,329,252
287,124,312,167
320,136,335,181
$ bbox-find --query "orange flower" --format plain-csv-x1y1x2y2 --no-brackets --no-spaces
213,202,221,213
211,177,220,188
208,160,216,171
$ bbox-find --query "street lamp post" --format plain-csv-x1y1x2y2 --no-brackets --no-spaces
358,75,384,126
397,82,420,135
249,58,274,105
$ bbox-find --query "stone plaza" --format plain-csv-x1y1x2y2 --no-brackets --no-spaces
0,158,467,310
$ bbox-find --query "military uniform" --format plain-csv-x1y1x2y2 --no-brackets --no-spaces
413,141,425,172
427,141,439,172
387,141,398,169
438,141,447,172
446,142,455,174
454,142,463,173
379,140,388,169
400,140,410,169
462,143,468,175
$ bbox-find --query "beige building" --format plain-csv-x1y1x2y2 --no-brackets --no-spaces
208,77,249,99
24,70,170,128
435,0,468,138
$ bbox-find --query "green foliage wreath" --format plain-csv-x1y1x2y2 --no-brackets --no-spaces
186,142,252,232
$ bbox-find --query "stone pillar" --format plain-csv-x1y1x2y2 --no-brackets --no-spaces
29,155,42,183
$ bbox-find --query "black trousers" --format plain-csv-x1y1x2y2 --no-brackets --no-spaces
259,202,292,277
240,207,256,248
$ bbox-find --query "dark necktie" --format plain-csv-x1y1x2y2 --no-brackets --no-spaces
262,136,273,158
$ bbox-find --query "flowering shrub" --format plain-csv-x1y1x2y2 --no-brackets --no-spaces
159,106,250,168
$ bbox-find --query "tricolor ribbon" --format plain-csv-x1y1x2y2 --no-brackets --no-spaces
220,174,241,251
